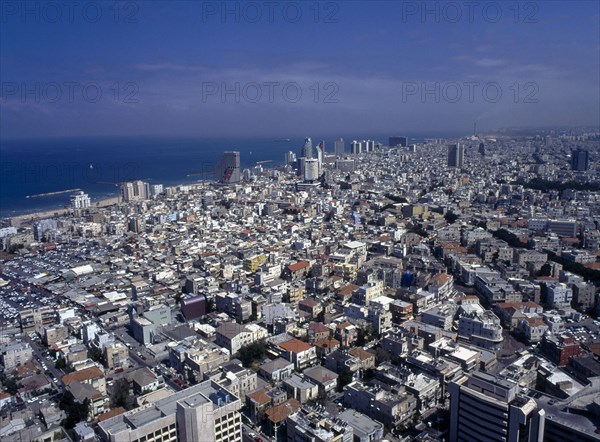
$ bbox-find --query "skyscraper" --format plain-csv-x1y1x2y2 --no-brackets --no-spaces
479,142,486,156
215,151,241,184
120,180,150,202
285,151,297,165
301,137,313,159
315,144,323,175
449,372,545,442
351,140,362,155
304,158,319,182
448,144,465,168
334,138,345,156
571,148,589,171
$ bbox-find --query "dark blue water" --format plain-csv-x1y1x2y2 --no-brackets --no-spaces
0,134,434,217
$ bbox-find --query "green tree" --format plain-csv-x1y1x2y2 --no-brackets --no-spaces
111,378,132,409
88,346,105,365
238,340,267,367
59,391,90,428
55,356,67,369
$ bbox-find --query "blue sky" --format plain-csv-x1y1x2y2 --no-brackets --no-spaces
1,0,599,139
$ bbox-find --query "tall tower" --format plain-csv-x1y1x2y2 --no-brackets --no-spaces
448,144,465,168
315,144,323,176
351,140,362,155
215,151,241,184
334,138,345,156
304,158,319,182
479,142,485,156
301,138,313,159
571,148,589,171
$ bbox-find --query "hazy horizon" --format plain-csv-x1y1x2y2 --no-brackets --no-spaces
1,1,599,139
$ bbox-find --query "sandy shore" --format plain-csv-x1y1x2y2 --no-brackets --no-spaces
9,196,121,226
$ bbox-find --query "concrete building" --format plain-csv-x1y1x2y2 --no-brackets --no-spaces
215,151,241,184
449,372,545,442
19,306,57,333
215,322,268,355
1,342,33,371
448,143,465,168
98,380,242,442
286,408,353,442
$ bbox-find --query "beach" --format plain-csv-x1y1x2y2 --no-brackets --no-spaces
9,196,120,226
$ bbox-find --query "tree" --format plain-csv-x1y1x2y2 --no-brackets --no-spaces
238,340,267,368
111,378,132,409
88,347,105,365
59,391,90,428
55,356,67,369
374,347,391,365
0,373,21,395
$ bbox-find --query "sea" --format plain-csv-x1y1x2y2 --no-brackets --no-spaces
0,134,442,218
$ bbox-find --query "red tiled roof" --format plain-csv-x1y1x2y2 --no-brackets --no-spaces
287,261,310,272
279,338,313,354
62,367,104,385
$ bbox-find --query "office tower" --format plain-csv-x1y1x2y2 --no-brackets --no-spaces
70,191,91,210
215,151,241,184
301,137,313,158
120,180,150,202
304,158,319,182
334,138,345,156
448,144,465,168
351,140,362,155
449,372,545,442
389,136,408,147
318,140,325,153
285,150,297,165
479,142,486,156
297,157,306,177
315,144,323,176
571,148,589,171
99,381,242,442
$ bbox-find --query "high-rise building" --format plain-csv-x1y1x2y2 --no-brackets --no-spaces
334,138,345,156
315,144,324,175
301,137,313,159
389,136,408,147
215,151,241,184
571,148,589,171
285,150,297,165
70,191,91,210
448,144,465,168
351,140,362,155
449,372,545,442
479,142,486,156
318,140,325,153
304,158,319,182
297,157,306,177
120,180,150,202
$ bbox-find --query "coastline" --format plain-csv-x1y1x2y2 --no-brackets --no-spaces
8,196,121,225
